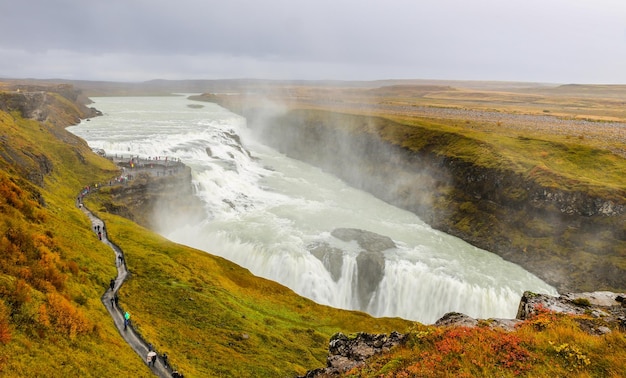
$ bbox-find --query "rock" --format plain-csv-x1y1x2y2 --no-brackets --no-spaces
298,331,406,378
517,290,626,335
355,251,385,308
331,228,396,252
435,312,478,328
308,228,395,306
309,243,343,282
331,228,395,308
434,312,522,331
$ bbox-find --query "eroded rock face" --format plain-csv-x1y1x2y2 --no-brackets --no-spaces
355,251,385,309
240,108,626,292
517,291,626,318
434,291,626,335
309,243,344,282
105,167,206,231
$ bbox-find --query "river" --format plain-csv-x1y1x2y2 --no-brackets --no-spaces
67,95,557,324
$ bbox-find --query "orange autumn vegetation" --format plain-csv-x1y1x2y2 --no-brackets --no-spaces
0,173,93,342
346,306,626,377
0,88,166,376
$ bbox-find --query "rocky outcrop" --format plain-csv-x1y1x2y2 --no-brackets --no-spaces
433,291,626,334
0,85,101,122
331,229,393,309
99,167,205,232
299,331,407,378
516,291,626,335
0,84,99,188
331,228,396,253
309,244,344,282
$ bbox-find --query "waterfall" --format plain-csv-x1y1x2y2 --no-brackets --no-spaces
68,95,558,324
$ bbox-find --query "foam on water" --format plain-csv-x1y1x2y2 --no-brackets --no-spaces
68,95,557,323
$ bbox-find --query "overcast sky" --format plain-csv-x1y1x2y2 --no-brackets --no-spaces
1,0,625,84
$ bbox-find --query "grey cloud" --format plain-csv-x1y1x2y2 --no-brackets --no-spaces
1,0,626,83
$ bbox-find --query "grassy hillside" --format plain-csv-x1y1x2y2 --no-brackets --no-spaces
0,91,148,376
0,86,412,376
85,209,410,376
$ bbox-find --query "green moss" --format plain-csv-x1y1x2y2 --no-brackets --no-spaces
572,298,591,307
459,201,478,214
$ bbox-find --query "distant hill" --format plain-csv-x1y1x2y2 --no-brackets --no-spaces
1,76,562,97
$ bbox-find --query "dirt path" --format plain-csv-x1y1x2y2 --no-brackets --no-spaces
79,201,179,377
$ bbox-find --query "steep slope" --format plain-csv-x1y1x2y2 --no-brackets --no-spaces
0,86,148,376
0,85,413,377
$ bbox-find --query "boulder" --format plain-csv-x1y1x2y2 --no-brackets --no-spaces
331,228,396,252
298,331,406,378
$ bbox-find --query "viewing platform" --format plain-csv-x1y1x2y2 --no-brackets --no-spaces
96,151,186,178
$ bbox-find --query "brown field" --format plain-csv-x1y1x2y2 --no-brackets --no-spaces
227,82,626,158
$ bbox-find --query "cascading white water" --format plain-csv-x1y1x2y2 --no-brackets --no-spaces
68,95,557,324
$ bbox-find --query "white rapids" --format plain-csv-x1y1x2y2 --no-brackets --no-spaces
67,95,557,324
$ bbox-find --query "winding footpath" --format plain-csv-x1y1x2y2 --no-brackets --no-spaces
77,156,187,377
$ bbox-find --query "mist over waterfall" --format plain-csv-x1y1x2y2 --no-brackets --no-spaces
68,96,557,324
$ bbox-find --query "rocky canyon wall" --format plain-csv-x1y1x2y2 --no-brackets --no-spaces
240,108,626,293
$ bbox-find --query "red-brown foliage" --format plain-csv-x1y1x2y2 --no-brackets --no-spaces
43,292,92,338
0,300,12,344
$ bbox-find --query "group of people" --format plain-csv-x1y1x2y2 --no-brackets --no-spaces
80,180,184,377
95,224,103,240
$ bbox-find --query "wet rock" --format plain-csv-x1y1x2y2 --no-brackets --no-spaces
331,228,395,308
355,250,385,308
309,228,395,302
309,243,343,282
331,228,396,252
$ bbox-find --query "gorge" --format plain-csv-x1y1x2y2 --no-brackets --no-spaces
3,81,626,377
207,97,626,294
67,95,558,324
